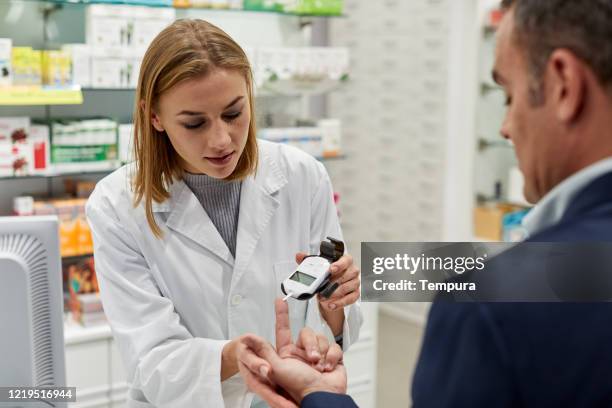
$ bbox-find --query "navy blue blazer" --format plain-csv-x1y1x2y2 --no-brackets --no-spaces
301,392,358,408
303,171,612,408
413,171,612,407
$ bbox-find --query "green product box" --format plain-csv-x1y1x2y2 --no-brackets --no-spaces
243,0,282,11
44,117,119,164
290,0,343,15
51,145,118,163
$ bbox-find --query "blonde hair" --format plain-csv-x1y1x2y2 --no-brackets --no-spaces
132,19,258,238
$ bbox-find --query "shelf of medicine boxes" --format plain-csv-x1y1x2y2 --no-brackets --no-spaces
0,155,345,181
0,161,123,181
24,0,345,17
0,86,83,106
79,75,350,96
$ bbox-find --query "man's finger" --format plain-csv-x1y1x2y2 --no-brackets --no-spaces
296,327,322,363
275,298,293,351
323,343,343,372
316,333,330,371
279,343,310,361
295,252,308,265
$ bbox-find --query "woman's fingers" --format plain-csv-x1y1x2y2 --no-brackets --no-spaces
236,337,272,379
329,254,354,279
238,361,298,408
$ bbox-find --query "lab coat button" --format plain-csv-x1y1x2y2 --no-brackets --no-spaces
231,294,243,306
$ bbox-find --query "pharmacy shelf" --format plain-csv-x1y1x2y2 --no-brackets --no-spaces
0,86,83,106
0,155,344,180
261,76,349,96
82,79,349,96
29,0,345,17
0,165,122,181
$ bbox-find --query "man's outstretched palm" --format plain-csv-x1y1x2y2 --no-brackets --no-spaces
237,299,346,408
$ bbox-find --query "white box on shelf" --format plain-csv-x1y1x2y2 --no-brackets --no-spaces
0,38,12,86
87,16,128,48
260,127,323,158
118,124,134,163
87,4,131,18
508,166,530,206
0,142,33,177
0,117,30,144
140,6,176,20
91,57,123,88
133,19,170,49
228,0,243,9
318,119,342,157
130,58,141,89
62,44,91,87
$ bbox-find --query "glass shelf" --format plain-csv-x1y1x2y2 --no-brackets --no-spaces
82,77,348,96
0,154,345,180
0,86,83,106
260,76,349,96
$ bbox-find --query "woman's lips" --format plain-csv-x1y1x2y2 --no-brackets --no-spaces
205,152,234,166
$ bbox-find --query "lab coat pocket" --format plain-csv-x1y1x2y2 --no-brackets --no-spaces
274,261,308,338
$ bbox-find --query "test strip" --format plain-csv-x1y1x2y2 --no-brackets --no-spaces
282,292,293,302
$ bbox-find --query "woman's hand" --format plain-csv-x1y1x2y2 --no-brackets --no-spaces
295,252,360,336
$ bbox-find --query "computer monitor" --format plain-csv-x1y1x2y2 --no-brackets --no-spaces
0,216,67,408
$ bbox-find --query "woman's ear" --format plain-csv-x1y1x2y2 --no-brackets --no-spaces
151,111,165,133
141,99,165,132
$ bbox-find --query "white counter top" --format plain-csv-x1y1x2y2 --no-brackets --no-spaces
63,316,113,345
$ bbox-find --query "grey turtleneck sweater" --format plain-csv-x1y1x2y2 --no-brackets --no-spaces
183,173,242,258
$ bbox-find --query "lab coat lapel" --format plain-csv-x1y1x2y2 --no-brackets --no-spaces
233,154,288,282
164,181,234,265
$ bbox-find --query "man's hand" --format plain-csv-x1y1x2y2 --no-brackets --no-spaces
237,299,347,407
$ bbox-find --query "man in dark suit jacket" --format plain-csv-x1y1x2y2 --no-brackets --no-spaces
238,0,612,406
412,0,612,403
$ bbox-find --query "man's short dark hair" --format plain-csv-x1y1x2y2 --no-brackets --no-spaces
501,0,612,103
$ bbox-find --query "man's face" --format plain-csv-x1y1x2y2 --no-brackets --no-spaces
493,10,569,204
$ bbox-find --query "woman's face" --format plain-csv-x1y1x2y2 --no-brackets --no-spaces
151,69,251,179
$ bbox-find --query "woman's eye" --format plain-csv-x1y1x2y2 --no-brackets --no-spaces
184,122,205,130
505,96,513,106
223,111,242,122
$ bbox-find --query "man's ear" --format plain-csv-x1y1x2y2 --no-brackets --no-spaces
142,100,165,132
547,49,586,123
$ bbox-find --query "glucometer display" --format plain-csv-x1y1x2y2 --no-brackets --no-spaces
289,271,316,285
281,237,344,301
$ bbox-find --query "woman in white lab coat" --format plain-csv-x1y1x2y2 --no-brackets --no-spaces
85,19,362,408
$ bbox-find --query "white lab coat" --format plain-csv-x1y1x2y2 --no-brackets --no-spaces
85,140,363,408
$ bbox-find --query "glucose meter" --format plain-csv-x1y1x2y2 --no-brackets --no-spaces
281,237,345,301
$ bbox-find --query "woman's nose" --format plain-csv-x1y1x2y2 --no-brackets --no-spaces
207,121,232,150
